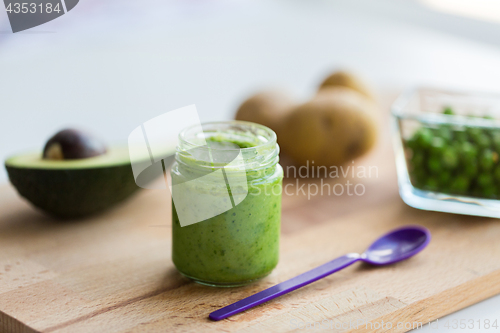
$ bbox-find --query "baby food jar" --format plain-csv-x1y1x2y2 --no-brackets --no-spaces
171,121,283,286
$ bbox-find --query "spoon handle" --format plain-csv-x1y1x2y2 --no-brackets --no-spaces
209,253,360,321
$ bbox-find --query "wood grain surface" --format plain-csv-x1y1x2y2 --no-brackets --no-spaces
1,96,500,333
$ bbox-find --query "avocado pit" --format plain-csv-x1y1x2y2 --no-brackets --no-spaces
43,129,107,160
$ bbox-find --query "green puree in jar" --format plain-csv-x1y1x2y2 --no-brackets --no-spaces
171,130,283,286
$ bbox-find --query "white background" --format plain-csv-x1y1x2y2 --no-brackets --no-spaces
0,0,499,330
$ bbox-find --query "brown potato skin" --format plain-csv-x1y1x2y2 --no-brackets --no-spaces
235,90,295,135
319,70,375,101
279,87,378,167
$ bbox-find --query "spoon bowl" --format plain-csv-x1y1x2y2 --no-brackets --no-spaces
363,226,431,265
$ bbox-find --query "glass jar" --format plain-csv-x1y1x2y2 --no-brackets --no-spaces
171,121,283,286
393,87,500,218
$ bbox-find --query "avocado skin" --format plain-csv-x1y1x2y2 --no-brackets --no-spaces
6,164,140,218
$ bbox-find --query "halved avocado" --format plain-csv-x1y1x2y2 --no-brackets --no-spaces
5,147,146,218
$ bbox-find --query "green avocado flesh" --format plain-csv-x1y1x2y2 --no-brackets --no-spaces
5,147,132,169
5,147,151,218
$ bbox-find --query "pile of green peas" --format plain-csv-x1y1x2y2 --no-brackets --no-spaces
405,107,500,198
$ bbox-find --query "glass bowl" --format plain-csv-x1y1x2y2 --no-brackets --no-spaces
392,87,500,218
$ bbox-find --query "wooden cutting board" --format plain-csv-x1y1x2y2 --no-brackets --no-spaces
1,99,500,333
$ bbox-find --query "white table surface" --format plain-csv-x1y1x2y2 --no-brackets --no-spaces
0,0,499,330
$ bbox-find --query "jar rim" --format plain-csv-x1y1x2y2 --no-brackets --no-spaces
176,121,280,171
178,120,277,151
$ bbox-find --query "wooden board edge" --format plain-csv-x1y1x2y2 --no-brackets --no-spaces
343,269,500,333
0,312,39,333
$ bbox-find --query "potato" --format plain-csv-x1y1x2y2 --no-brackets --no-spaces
319,70,375,101
279,87,377,167
235,90,295,135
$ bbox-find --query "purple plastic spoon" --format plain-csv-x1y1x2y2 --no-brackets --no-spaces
209,225,430,321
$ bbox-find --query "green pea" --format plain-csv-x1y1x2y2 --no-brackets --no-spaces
424,178,439,191
481,185,496,198
454,130,468,143
466,127,490,148
449,176,470,194
438,171,452,187
464,161,478,178
490,132,500,151
415,127,433,148
479,149,496,170
479,135,491,149
430,137,446,154
405,132,423,150
483,128,495,138
405,138,416,150
466,127,482,137
443,107,454,115
459,141,478,161
477,173,493,188
434,127,453,142
442,148,459,169
410,151,425,168
427,156,441,174
494,167,500,182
